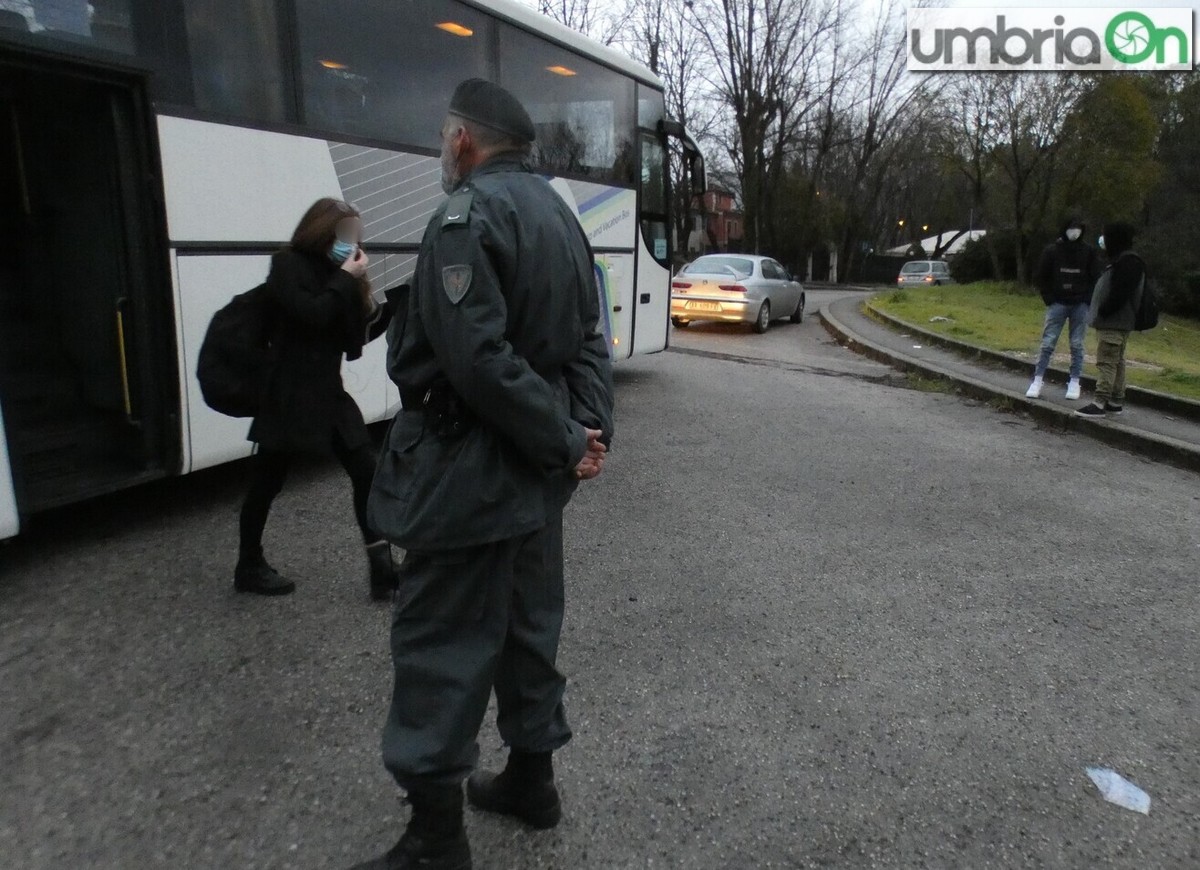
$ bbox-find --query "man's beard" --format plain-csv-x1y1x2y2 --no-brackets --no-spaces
440,148,459,195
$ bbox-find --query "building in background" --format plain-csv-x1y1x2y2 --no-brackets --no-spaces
699,188,743,253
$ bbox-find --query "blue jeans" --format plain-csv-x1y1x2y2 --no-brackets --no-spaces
1034,302,1089,379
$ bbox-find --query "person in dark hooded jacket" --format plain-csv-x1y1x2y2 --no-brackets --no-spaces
1026,217,1102,400
236,198,397,599
1076,222,1146,418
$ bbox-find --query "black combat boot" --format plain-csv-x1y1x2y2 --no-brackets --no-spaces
366,541,399,601
233,552,295,596
349,784,471,870
467,750,561,829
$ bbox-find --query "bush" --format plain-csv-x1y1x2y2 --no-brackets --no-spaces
1140,225,1200,318
1159,272,1200,319
950,237,994,283
950,230,1022,284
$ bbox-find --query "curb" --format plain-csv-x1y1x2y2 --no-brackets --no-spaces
863,300,1200,424
819,302,1200,475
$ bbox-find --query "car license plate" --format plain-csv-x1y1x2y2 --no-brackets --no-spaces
688,301,719,312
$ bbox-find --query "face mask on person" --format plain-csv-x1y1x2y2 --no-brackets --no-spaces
330,239,356,264
1097,235,1106,251
1065,228,1082,242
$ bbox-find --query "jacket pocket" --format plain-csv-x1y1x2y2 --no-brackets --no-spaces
366,412,425,536
370,417,546,550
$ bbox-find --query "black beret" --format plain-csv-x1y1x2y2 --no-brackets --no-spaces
449,78,536,144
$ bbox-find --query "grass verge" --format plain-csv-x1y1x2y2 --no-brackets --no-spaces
904,373,956,394
873,282,1200,401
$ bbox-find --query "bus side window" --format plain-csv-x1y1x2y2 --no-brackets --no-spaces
499,23,635,187
182,0,287,123
294,0,491,150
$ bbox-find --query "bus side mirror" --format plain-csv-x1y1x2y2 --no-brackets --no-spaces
662,119,706,199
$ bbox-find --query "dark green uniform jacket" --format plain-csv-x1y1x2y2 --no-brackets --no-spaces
368,157,615,551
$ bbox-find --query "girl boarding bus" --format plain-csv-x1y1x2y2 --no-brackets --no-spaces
0,0,703,539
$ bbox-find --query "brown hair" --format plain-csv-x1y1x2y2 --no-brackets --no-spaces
290,198,372,307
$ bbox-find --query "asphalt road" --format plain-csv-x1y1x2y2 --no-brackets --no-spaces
2,288,1197,869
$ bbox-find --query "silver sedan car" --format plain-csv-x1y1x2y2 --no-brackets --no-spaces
670,254,806,334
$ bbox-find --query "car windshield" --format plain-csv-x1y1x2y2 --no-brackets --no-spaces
684,256,755,279
901,262,930,274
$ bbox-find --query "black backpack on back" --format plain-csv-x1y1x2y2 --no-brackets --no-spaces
1134,272,1160,332
196,284,273,418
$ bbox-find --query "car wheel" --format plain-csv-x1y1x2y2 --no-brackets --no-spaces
753,301,771,334
790,294,805,324
671,317,690,328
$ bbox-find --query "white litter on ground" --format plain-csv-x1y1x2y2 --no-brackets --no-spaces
1086,767,1151,814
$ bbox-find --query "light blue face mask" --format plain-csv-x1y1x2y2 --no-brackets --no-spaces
1097,235,1106,251
330,239,356,264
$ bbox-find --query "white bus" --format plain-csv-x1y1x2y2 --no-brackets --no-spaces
0,0,703,539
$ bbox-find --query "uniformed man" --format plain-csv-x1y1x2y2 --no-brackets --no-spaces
350,80,615,870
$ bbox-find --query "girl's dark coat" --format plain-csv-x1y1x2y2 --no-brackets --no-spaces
248,248,390,454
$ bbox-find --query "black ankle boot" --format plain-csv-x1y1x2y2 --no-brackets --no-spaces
234,555,295,596
366,541,398,601
467,750,561,829
349,785,471,870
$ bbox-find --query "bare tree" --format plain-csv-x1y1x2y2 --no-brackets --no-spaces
688,0,843,253
939,74,1005,276
822,0,935,279
624,0,718,253
535,0,631,45
989,74,1084,278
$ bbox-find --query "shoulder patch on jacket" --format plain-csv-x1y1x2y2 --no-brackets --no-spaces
442,191,474,229
442,265,473,304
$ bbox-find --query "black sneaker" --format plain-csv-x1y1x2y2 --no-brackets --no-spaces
234,560,295,596
1105,403,1124,415
1075,403,1106,418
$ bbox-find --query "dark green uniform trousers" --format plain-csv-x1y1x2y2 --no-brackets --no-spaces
382,511,571,789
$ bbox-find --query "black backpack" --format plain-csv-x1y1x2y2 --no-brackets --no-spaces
196,284,273,417
1135,274,1160,332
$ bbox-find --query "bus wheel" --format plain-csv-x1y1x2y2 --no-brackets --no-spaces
671,317,690,328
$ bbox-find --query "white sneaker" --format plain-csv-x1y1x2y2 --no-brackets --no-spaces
1065,379,1081,401
1025,377,1043,399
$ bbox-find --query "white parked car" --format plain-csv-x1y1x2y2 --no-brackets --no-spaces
896,260,953,286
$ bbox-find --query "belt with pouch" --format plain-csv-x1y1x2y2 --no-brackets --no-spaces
400,382,472,441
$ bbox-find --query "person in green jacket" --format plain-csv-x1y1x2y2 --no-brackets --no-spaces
352,80,614,870
1077,222,1146,418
